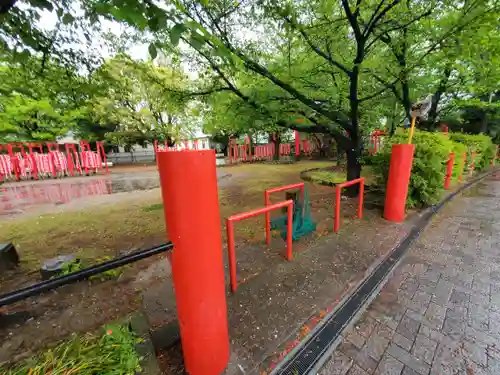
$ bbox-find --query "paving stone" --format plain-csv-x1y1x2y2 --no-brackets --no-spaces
449,289,470,306
411,333,438,364
393,332,413,351
346,327,367,349
354,315,377,338
423,302,446,330
472,279,491,296
408,289,432,314
396,314,421,342
374,353,404,375
346,364,369,375
401,366,420,375
463,339,488,367
430,278,453,307
338,340,378,375
419,324,445,343
364,333,389,362
354,348,379,374
318,350,353,375
387,343,430,375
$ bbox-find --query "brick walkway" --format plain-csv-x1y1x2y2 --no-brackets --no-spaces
318,175,500,375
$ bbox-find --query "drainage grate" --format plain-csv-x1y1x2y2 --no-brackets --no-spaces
272,171,491,375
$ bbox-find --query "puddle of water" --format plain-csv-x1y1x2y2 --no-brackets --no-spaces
0,178,114,215
0,168,231,216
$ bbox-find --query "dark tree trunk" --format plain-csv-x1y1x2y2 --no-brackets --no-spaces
345,56,362,196
423,66,452,130
270,132,281,161
345,148,361,196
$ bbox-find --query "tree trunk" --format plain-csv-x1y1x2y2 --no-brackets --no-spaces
346,59,362,196
270,132,281,161
345,148,361,197
425,66,452,129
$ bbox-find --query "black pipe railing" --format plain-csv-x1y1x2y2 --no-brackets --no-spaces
0,242,173,307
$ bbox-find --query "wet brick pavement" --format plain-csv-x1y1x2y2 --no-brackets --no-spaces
318,175,500,375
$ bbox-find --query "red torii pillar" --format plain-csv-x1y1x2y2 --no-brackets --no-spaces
157,150,229,375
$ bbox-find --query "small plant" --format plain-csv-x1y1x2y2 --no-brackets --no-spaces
57,257,124,281
89,256,125,281
59,259,84,276
2,323,142,375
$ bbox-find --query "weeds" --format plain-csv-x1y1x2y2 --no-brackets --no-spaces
57,256,124,281
2,323,142,375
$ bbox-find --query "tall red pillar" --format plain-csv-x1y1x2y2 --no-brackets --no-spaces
157,150,229,375
384,144,415,223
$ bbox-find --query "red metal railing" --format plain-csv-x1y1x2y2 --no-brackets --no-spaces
264,182,305,245
226,200,294,292
334,178,365,233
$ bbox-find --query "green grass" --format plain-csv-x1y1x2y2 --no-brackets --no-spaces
142,203,164,212
2,323,142,375
305,166,377,186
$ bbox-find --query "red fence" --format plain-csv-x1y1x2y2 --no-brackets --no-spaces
334,178,365,233
227,139,315,164
0,141,108,183
226,200,294,292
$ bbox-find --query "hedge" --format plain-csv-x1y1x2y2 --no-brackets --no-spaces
371,130,494,208
449,133,495,171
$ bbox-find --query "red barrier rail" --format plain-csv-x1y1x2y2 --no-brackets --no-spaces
334,178,365,233
264,182,305,245
226,200,294,292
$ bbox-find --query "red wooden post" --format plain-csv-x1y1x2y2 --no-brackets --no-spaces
157,150,229,375
384,144,415,223
96,141,108,173
444,152,454,190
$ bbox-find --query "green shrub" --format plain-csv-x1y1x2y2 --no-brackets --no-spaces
450,141,467,182
371,130,454,208
449,133,494,171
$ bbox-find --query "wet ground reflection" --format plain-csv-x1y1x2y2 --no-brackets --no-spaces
0,169,230,216
0,172,161,215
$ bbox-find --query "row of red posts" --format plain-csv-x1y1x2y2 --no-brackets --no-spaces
0,141,108,183
227,133,313,164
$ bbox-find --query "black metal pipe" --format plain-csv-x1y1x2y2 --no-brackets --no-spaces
0,242,173,307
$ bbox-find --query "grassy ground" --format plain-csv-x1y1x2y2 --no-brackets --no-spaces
302,165,377,186
0,160,336,276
